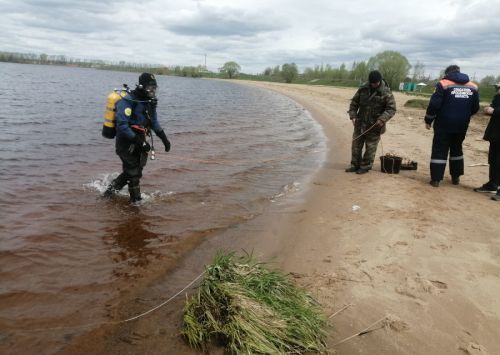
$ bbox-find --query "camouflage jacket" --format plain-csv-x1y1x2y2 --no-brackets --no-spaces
348,80,396,134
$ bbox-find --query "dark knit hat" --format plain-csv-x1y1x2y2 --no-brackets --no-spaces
444,65,460,75
139,73,157,87
368,70,382,83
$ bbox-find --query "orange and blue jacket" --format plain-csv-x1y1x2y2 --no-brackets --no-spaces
425,71,479,133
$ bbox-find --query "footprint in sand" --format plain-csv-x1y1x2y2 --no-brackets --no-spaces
376,262,403,274
429,280,448,290
389,241,411,255
458,330,489,354
430,243,452,253
344,248,361,257
460,342,489,355
395,275,448,299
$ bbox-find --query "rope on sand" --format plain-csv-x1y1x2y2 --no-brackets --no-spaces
328,303,353,319
332,315,388,347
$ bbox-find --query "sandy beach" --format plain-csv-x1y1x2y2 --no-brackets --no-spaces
61,81,500,355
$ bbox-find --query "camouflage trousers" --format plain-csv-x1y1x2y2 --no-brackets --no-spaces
350,124,381,170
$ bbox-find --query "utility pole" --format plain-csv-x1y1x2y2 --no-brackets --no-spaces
204,54,207,70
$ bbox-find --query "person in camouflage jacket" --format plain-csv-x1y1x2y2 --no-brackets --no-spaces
346,70,397,174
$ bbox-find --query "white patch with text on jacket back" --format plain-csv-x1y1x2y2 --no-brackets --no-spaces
451,87,473,99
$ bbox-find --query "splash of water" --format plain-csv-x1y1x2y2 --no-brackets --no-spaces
84,173,175,203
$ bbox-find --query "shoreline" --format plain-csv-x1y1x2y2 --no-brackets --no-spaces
60,81,500,354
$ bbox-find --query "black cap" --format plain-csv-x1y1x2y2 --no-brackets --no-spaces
368,70,382,84
139,73,157,87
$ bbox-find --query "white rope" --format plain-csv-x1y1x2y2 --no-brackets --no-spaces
328,303,353,319
351,122,379,142
332,315,388,347
118,270,205,323
10,270,206,333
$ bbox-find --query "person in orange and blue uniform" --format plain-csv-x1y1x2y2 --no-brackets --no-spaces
424,65,479,187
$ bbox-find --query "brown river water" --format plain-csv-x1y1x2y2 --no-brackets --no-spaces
0,63,326,353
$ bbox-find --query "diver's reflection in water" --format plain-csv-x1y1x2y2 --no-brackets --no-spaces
104,206,159,268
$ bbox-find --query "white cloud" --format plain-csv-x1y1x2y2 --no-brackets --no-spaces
0,0,499,78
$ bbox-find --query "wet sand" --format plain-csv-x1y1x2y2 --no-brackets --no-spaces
60,81,500,354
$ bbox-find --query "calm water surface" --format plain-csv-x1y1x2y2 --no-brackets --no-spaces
0,63,325,353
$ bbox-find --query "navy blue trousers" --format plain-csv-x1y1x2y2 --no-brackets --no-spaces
430,131,466,182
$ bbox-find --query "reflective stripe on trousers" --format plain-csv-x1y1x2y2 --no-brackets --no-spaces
430,131,466,181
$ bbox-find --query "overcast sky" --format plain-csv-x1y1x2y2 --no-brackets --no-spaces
1,0,499,79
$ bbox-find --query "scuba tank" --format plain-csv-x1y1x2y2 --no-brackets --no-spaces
102,84,130,139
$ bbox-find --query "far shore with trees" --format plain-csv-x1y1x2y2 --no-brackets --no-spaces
1,50,498,100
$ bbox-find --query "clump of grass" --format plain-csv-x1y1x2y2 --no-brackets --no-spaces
404,99,429,109
182,251,328,354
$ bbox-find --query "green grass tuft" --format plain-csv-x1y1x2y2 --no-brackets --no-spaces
182,251,328,354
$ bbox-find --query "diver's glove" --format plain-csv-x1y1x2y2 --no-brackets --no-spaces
157,130,171,152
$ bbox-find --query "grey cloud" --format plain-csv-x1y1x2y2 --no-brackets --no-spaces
20,0,116,11
23,13,107,34
1,0,124,34
1,0,499,78
312,11,500,77
166,6,285,37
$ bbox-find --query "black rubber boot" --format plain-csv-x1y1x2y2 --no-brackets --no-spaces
103,174,128,198
129,185,142,203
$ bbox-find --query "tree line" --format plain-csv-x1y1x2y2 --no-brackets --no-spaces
2,50,499,92
263,51,418,90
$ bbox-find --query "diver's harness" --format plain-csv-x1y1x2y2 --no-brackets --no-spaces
109,84,157,160
131,103,157,160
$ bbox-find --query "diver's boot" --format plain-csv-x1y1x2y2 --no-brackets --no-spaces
103,174,128,198
129,185,142,203
103,183,118,198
